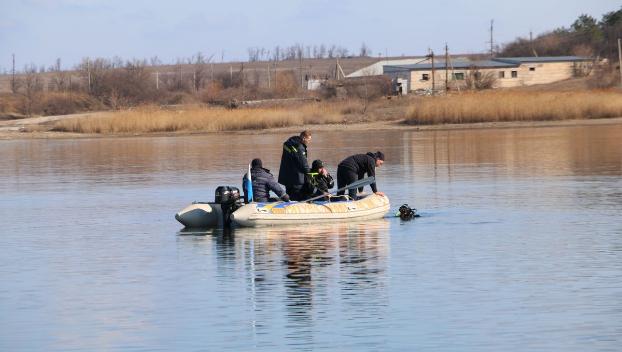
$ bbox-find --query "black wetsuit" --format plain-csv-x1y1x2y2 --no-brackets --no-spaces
304,172,335,200
336,153,378,199
278,136,310,200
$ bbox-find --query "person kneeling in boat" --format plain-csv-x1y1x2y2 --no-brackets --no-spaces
336,151,385,200
303,159,335,201
243,158,290,203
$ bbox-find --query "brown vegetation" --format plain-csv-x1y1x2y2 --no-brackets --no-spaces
500,8,621,60
405,90,622,125
51,100,373,134
47,89,622,135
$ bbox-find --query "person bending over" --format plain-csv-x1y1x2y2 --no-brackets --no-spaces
336,151,385,200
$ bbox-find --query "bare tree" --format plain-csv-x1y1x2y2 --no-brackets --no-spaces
150,56,162,66
359,42,372,57
49,58,70,92
465,66,497,89
273,45,281,61
18,64,44,116
247,47,260,62
319,44,326,58
327,45,337,58
191,52,211,91
335,46,349,58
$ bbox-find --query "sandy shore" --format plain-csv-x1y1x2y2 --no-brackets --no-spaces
1,115,622,140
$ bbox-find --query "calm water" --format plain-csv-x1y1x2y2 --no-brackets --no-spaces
1,125,621,351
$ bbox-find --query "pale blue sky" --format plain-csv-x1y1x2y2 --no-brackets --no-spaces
1,0,619,71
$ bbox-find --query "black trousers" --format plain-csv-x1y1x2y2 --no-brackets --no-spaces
336,166,359,200
286,185,305,201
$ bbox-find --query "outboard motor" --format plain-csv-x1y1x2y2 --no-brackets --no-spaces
215,186,242,226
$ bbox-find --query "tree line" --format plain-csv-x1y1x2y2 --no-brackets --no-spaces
2,52,320,117
500,7,622,60
247,43,372,62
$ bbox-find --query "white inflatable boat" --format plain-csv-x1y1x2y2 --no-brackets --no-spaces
230,194,390,227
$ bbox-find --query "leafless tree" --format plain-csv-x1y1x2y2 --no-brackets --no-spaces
191,52,212,91
327,45,337,58
248,47,260,62
465,66,497,89
319,44,327,58
150,56,162,66
359,42,372,57
18,64,44,116
272,45,281,61
49,58,70,92
335,46,349,58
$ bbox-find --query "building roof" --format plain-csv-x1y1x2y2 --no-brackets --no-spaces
384,60,517,72
346,57,428,77
495,56,591,64
383,56,592,72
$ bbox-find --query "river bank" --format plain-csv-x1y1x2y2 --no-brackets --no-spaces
2,115,622,140
2,89,622,140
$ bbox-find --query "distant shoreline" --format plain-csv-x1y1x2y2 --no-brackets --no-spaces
2,116,621,140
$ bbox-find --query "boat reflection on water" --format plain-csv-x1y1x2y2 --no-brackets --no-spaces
177,220,391,334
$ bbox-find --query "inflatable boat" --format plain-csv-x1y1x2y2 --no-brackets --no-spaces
231,194,390,227
175,178,389,228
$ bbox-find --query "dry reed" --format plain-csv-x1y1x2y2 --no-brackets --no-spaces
51,90,622,134
52,102,351,134
406,90,622,125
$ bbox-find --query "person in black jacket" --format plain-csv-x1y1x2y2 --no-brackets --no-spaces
336,151,385,200
243,158,290,203
303,159,335,200
278,130,312,201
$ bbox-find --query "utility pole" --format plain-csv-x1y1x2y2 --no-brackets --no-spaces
11,53,16,93
490,19,495,57
156,71,159,90
299,55,304,89
87,59,91,92
336,58,340,79
618,38,622,88
267,63,271,88
529,29,537,57
445,43,449,92
430,49,435,94
274,61,278,90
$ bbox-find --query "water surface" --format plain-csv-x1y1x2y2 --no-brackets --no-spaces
1,124,621,351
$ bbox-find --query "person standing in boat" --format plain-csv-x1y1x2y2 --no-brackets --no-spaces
243,158,290,203
336,151,385,200
303,159,335,200
278,130,312,201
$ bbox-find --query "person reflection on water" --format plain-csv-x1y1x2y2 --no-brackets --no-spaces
242,158,290,203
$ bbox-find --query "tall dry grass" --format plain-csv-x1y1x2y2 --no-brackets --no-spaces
52,101,357,134
406,90,622,125
50,90,622,134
